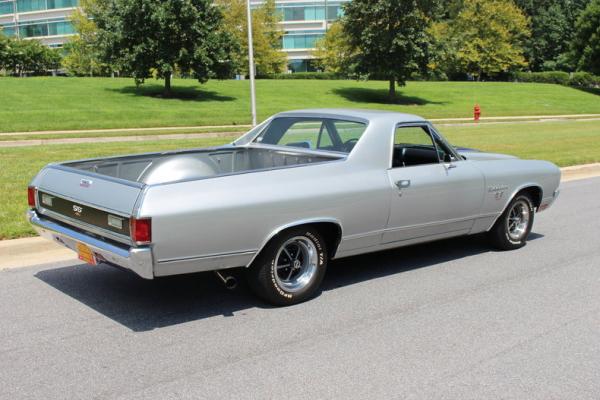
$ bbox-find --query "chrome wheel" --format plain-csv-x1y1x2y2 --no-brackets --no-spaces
274,236,318,293
507,199,530,241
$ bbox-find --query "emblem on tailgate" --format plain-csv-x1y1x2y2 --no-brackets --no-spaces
80,179,92,188
72,205,83,216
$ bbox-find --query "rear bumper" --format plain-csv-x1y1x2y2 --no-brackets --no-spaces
28,210,154,279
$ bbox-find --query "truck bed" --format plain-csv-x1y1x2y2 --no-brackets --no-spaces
62,146,342,185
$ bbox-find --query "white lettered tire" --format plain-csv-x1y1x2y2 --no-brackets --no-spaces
246,226,328,306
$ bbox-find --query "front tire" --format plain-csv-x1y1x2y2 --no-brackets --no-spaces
247,226,328,306
489,193,535,250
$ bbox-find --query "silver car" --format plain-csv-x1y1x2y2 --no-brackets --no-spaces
28,109,561,305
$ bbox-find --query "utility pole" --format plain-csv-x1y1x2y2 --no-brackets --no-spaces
246,0,258,126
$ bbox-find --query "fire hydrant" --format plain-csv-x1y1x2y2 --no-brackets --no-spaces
474,104,481,122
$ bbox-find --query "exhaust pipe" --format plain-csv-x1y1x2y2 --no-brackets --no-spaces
214,270,238,290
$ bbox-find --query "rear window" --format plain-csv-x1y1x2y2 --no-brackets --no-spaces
254,117,367,154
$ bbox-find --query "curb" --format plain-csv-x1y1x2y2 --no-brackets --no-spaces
1,164,599,270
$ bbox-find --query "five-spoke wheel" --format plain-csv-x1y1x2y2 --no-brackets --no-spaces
247,226,327,306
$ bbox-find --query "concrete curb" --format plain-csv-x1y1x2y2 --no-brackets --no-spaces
2,164,599,270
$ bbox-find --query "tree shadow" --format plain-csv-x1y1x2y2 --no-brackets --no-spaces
34,233,543,332
572,86,600,96
106,84,236,102
332,87,447,106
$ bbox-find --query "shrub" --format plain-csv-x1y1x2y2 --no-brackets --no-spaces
569,71,600,88
257,72,345,80
515,71,570,85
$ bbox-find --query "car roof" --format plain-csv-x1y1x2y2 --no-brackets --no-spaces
274,108,427,123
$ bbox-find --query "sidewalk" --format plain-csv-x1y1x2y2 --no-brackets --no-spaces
1,163,599,270
1,113,599,137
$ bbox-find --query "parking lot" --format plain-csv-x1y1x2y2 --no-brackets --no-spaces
1,177,599,399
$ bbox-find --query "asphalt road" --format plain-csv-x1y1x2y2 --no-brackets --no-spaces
1,177,599,400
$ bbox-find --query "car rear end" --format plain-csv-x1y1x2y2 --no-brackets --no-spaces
27,164,155,279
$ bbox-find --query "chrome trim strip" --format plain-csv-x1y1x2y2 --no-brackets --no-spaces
341,213,499,240
158,250,257,264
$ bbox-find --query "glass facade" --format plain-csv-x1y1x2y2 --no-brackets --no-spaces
0,0,78,43
0,0,78,14
0,1,14,15
282,30,325,50
1,18,74,38
276,2,345,22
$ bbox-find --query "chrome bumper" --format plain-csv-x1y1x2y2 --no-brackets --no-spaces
538,189,560,212
27,210,154,279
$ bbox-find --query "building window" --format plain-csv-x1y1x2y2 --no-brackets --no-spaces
277,3,345,22
0,1,14,15
16,18,74,37
282,31,324,49
288,59,318,73
14,0,78,13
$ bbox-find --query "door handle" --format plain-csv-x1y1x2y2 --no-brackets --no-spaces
395,179,411,189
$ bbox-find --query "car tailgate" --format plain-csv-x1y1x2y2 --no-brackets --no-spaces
30,166,144,242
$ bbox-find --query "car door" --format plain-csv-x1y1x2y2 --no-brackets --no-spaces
382,123,485,244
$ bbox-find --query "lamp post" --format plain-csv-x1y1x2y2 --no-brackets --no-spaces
246,0,258,126
324,0,328,31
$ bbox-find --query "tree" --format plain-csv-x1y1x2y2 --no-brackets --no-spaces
448,0,530,79
312,22,355,75
62,0,107,76
0,33,9,73
216,0,286,75
342,0,440,100
2,38,61,76
90,0,238,96
570,0,600,74
515,0,590,71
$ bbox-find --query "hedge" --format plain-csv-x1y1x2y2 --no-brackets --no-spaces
257,72,345,80
515,71,600,89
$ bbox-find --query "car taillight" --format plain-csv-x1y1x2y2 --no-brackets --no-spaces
27,186,37,208
130,217,152,244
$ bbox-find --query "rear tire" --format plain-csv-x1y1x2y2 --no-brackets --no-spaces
489,193,534,250
246,226,328,306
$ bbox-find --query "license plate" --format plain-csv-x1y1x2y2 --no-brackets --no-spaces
76,242,97,266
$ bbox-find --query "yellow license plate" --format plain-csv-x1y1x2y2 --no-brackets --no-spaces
76,242,97,266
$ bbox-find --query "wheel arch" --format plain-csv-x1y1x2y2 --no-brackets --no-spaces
246,218,343,268
486,183,543,231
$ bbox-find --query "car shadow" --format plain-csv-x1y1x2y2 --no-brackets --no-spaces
106,84,236,102
332,87,447,106
34,233,543,332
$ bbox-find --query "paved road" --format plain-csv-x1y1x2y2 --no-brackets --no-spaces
1,177,599,399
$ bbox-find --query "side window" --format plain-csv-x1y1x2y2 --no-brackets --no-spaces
392,125,440,168
269,120,335,150
255,117,367,154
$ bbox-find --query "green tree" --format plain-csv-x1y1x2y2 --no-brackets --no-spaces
342,0,440,100
217,0,286,75
448,0,530,79
515,0,590,71
312,22,355,75
90,0,238,96
570,0,600,74
0,32,9,73
2,38,60,76
62,0,107,76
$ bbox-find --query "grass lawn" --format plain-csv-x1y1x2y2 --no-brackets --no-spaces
0,126,248,141
1,77,600,132
1,118,599,240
